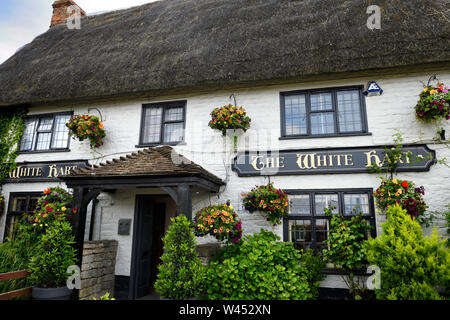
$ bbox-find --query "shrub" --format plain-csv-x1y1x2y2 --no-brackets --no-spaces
374,179,427,220
208,104,251,135
415,82,450,122
205,229,313,300
243,183,289,225
363,204,450,300
193,201,243,244
29,219,77,288
322,207,372,298
154,215,205,299
301,249,326,299
66,114,105,148
0,242,32,296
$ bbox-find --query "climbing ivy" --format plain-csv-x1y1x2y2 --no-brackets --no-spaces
0,108,26,187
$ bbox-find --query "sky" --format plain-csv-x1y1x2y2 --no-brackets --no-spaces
0,0,158,64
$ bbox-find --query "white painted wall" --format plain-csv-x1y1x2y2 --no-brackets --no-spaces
2,71,449,285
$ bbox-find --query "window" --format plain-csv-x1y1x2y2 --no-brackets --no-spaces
3,193,41,241
280,87,368,138
19,112,72,152
139,101,186,146
283,189,375,251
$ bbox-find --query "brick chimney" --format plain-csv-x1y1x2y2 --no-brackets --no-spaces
50,0,86,28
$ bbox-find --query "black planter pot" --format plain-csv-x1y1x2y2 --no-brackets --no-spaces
32,287,73,300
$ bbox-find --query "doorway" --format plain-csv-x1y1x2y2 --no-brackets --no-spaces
130,195,167,299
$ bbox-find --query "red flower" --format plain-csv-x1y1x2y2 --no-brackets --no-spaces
73,208,78,214
401,181,409,188
43,188,51,194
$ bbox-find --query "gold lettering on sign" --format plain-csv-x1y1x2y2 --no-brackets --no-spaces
334,154,343,166
48,165,58,178
277,157,285,168
251,156,264,171
364,150,382,167
344,154,354,166
316,155,327,167
296,154,317,169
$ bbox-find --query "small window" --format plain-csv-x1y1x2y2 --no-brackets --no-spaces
3,193,41,241
19,113,72,152
284,189,375,251
281,87,368,138
139,101,186,146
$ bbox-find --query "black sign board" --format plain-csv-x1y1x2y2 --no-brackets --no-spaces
232,145,436,176
6,160,89,183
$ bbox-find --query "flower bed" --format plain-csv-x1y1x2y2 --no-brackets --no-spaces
194,201,243,244
66,114,105,149
208,104,251,135
26,187,74,231
243,183,289,225
373,178,427,219
415,82,450,122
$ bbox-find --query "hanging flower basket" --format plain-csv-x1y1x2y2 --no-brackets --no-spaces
66,114,105,149
208,104,251,135
373,178,427,220
25,187,74,232
193,201,243,244
415,82,450,122
242,183,289,225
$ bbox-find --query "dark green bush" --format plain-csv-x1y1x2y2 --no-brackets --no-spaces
154,215,205,299
29,219,77,288
363,204,449,300
301,249,326,299
205,229,313,300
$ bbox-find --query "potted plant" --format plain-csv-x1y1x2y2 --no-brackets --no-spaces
373,178,427,221
243,183,289,225
29,219,77,300
66,114,105,149
154,215,205,300
193,201,243,244
415,82,450,123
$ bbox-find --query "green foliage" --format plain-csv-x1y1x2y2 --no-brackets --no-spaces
93,292,116,300
322,207,372,297
0,242,32,296
0,108,26,186
300,249,326,299
154,215,205,299
208,104,251,135
415,82,450,123
29,219,77,288
205,229,313,300
363,204,450,300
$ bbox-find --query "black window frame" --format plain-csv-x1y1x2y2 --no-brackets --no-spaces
283,188,376,251
280,85,370,139
3,192,42,241
137,100,187,147
18,111,73,153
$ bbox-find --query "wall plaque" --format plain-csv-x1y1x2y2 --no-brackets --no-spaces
232,145,435,176
6,160,89,183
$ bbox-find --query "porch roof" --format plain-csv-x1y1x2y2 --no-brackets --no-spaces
62,146,225,192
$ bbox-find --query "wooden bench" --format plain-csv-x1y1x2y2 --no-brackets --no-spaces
0,270,32,300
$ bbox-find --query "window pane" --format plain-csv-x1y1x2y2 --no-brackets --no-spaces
142,107,163,143
344,194,370,215
51,115,71,149
19,119,37,151
27,197,40,212
310,92,333,111
164,123,184,143
315,219,330,245
289,195,311,215
11,197,27,212
35,132,52,150
337,90,363,132
310,112,335,134
315,194,339,215
38,117,54,131
165,107,184,122
288,220,312,250
284,95,307,135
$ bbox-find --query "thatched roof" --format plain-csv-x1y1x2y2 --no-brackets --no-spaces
1,0,449,106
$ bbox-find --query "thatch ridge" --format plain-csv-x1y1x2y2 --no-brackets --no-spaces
1,0,449,106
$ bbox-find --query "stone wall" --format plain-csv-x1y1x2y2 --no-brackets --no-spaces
80,240,118,300
196,243,222,266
